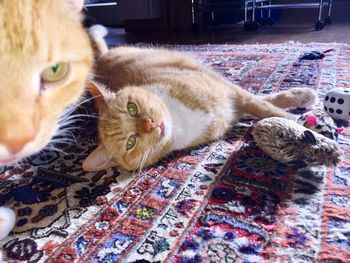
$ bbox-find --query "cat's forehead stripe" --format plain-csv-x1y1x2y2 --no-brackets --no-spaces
0,1,40,54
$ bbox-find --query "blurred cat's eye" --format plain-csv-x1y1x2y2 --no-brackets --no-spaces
127,102,138,117
41,62,69,83
126,135,137,150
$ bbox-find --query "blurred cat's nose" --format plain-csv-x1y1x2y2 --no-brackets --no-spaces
138,116,156,133
1,135,35,154
0,126,36,154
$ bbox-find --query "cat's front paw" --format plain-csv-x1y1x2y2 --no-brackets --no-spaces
288,88,318,108
0,207,16,240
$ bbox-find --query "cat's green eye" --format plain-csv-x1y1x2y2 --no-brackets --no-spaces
126,135,137,150
41,62,69,83
127,102,138,117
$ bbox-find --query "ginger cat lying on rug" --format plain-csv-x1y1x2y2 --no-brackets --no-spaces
0,0,93,240
83,26,317,172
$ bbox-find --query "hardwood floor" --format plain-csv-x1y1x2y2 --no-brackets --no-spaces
105,6,350,46
106,21,350,46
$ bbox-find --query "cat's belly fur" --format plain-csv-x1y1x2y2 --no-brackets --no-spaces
149,86,235,151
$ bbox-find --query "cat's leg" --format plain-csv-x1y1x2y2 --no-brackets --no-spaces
261,88,317,109
0,207,15,240
238,94,296,120
237,88,317,120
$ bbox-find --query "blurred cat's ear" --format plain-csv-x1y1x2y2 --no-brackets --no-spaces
67,0,84,12
83,145,114,171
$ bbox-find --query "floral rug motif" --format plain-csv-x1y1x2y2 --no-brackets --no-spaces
0,43,350,263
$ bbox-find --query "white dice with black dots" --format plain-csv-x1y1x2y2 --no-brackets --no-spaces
323,88,350,121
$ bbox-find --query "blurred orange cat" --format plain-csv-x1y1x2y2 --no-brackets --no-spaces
0,0,92,240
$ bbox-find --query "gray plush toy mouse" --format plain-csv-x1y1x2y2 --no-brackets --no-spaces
252,117,342,168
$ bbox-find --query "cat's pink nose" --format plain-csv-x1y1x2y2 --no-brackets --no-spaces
1,135,35,154
0,124,37,154
138,117,156,133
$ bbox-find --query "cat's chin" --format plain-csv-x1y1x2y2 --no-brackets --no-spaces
159,118,173,142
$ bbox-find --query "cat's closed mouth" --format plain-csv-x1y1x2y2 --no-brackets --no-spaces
159,122,165,136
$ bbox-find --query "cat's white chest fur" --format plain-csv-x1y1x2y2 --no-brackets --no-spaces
151,87,213,151
168,99,213,151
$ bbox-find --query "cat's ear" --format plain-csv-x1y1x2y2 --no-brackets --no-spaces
83,145,114,171
67,0,84,12
87,81,114,110
302,130,317,145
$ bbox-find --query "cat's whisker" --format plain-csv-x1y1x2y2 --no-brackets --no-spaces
59,105,80,120
55,127,80,134
74,95,99,109
48,144,73,150
58,120,94,129
49,136,76,141
53,131,77,141
57,95,99,123
54,129,80,139
55,131,78,140
49,139,76,146
63,114,99,121
52,128,79,143
59,114,94,123
45,146,67,155
58,121,81,128
137,148,151,174
58,118,73,126
58,120,86,128
64,131,78,145
61,116,90,122
59,117,93,127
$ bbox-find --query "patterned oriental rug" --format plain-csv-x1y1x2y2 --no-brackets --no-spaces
1,43,350,263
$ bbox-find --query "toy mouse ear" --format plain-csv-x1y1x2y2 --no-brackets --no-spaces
302,130,317,145
336,128,345,134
